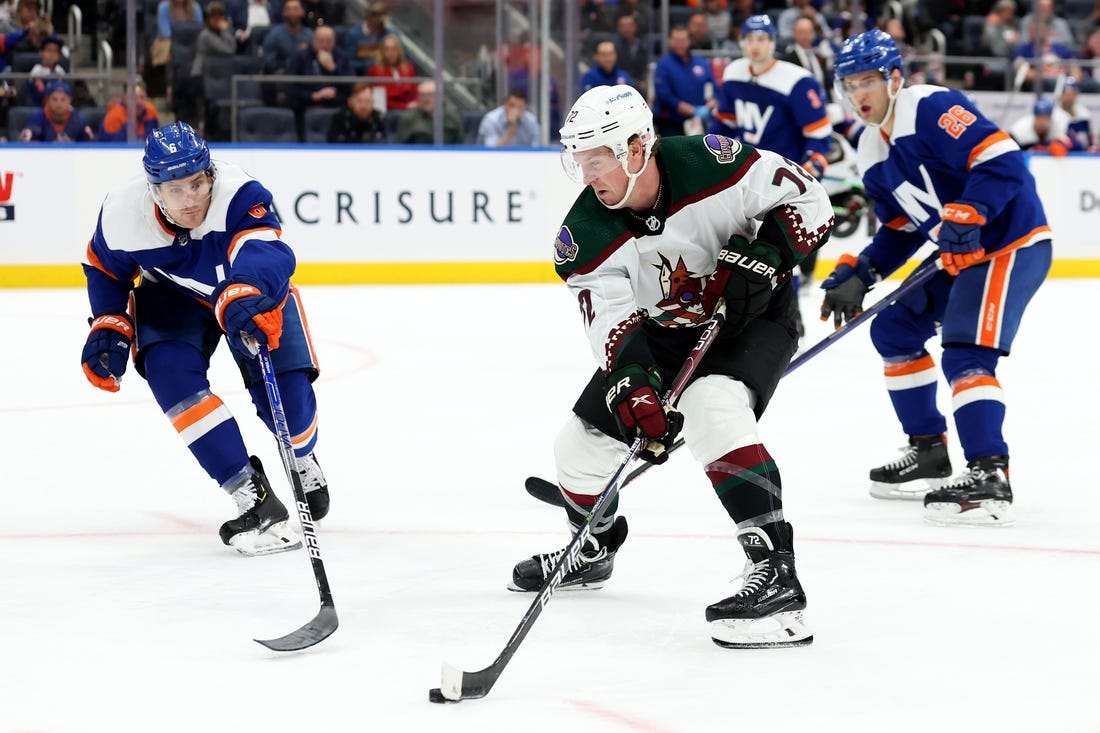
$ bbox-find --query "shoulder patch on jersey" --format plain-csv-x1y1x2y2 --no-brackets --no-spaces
248,204,267,219
702,133,742,163
554,225,579,265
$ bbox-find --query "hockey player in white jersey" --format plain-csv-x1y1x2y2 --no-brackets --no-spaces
822,30,1051,525
80,122,331,555
509,85,834,648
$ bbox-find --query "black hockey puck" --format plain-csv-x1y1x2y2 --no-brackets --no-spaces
428,688,458,704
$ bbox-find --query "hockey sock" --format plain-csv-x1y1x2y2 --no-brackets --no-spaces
248,369,319,459
560,485,619,535
883,352,949,437
144,343,251,485
705,444,791,552
943,345,1008,460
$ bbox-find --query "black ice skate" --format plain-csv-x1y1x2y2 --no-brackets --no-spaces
508,516,628,592
923,455,1014,527
298,451,329,520
706,526,812,649
868,433,952,500
220,456,302,556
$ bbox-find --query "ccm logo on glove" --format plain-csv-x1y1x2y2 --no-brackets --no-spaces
716,249,777,279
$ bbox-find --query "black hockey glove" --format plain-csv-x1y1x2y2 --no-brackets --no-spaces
819,253,880,329
716,234,778,334
605,364,684,465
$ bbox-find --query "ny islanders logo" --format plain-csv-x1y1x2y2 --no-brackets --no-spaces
652,253,711,325
554,225,579,265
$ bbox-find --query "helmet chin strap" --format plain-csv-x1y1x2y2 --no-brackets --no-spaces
600,151,653,211
865,75,902,129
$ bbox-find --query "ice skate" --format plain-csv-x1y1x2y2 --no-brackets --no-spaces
220,456,302,556
297,451,329,520
868,433,952,500
706,526,812,649
508,516,628,592
924,456,1014,527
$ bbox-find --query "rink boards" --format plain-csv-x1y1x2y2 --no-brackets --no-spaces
0,144,1096,287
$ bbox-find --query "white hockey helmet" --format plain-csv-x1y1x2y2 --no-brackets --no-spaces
559,85,656,208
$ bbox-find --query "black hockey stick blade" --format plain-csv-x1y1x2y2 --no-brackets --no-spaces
255,602,338,651
524,476,562,506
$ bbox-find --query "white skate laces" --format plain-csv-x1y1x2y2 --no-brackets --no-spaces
297,453,326,493
231,483,258,515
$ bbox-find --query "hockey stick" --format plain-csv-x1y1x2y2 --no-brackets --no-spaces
253,344,339,652
523,258,945,508
430,291,732,703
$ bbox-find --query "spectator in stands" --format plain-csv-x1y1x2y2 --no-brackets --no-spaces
228,0,279,50
366,33,416,112
613,0,651,36
287,24,350,130
191,1,237,136
98,80,161,142
782,15,833,94
326,80,385,143
1020,0,1075,49
701,0,732,49
1079,28,1100,91
23,33,64,105
652,25,718,137
1058,76,1094,149
20,80,94,142
11,0,39,31
1012,19,1078,92
0,0,15,33
9,14,51,54
343,1,393,74
579,0,614,36
478,89,540,147
300,0,338,29
777,0,831,45
262,0,311,75
687,12,716,51
580,40,634,93
157,0,202,40
613,13,649,98
395,79,462,144
983,0,1021,59
1009,96,1076,154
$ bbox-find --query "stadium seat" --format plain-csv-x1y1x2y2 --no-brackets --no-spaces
238,106,299,142
303,107,338,142
460,109,483,145
80,106,108,138
6,106,39,141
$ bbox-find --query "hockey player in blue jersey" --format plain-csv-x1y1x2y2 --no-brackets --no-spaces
711,14,833,335
79,122,331,555
821,30,1052,526
711,15,832,181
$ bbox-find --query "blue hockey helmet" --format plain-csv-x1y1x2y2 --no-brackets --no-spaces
143,122,211,184
741,14,776,39
1033,97,1054,116
833,29,904,82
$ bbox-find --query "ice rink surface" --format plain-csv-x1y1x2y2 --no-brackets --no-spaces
2,277,1097,733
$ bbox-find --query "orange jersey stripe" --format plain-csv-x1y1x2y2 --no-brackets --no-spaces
85,240,138,282
979,252,1011,347
952,374,1000,394
883,355,936,377
227,226,282,265
885,215,910,230
289,284,321,372
291,411,319,449
966,130,1011,170
171,395,225,433
802,116,831,134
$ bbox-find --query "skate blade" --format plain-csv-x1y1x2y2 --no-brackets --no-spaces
228,520,304,556
709,610,813,649
869,477,946,501
506,578,609,593
923,500,1015,527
